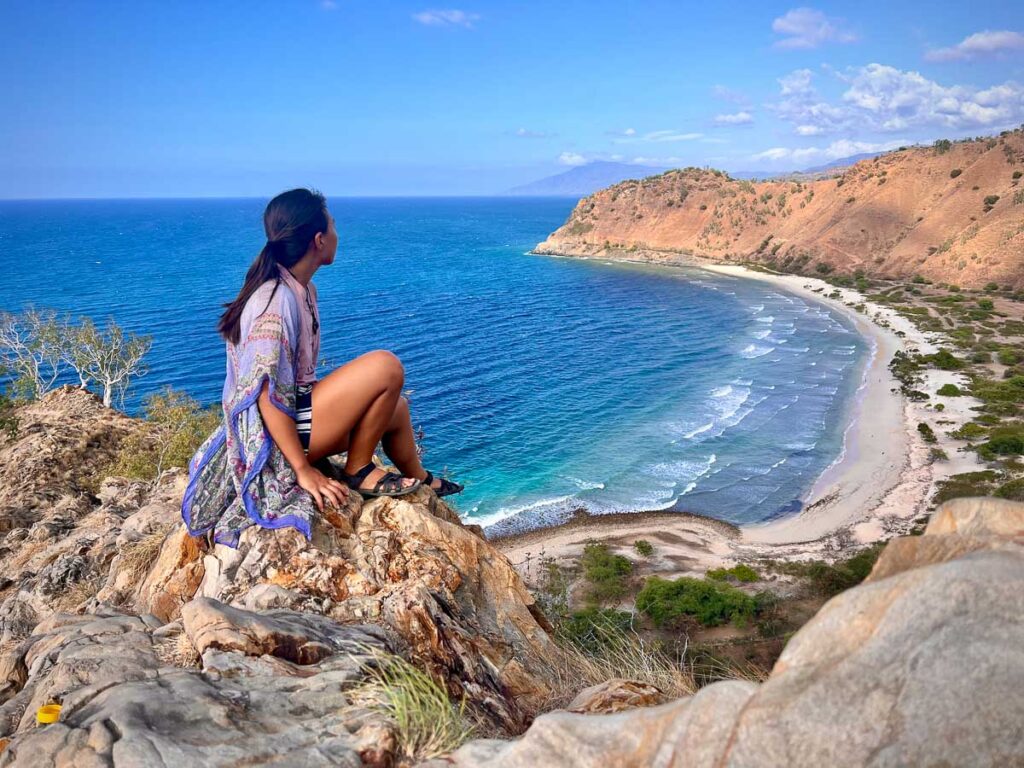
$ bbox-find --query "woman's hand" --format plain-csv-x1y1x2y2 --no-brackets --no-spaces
295,464,349,513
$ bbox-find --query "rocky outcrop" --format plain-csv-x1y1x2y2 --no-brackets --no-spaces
536,129,1024,289
433,497,1024,767
0,388,559,765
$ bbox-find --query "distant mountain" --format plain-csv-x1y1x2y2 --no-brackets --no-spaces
729,153,885,181
505,162,670,197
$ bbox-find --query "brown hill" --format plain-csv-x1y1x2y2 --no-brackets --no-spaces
536,129,1024,288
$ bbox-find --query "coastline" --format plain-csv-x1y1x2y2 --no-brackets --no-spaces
497,256,985,573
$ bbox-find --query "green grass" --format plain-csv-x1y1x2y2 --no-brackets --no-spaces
633,539,654,557
769,545,884,599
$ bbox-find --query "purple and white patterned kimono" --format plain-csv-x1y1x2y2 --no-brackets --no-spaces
180,276,317,547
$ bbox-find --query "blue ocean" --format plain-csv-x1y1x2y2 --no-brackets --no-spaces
0,197,867,531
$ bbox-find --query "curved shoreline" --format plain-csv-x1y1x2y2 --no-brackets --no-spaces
494,255,985,569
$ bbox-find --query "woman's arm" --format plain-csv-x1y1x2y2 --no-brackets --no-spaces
257,380,347,511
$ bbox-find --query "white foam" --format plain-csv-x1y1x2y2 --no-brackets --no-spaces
740,343,774,359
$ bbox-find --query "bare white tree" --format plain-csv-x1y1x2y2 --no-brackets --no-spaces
70,318,152,407
0,308,65,398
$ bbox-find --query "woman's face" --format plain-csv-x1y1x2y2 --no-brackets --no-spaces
319,210,339,265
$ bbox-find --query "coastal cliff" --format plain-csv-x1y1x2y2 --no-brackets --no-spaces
1,388,1023,766
536,128,1024,288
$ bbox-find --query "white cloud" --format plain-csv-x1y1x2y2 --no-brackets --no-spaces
751,138,904,165
926,30,1024,62
772,8,857,50
645,130,703,142
714,111,754,125
558,152,589,166
320,0,338,9
605,128,637,137
412,9,480,28
770,64,1024,135
631,156,684,165
515,128,554,138
712,85,749,105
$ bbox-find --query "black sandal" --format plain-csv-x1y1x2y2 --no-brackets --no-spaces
339,462,422,499
424,470,464,498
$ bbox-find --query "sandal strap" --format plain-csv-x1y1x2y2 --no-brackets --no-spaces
372,470,412,495
339,461,377,488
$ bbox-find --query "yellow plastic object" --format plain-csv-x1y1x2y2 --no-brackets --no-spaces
36,704,62,724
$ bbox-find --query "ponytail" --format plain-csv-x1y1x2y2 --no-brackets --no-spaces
216,188,328,345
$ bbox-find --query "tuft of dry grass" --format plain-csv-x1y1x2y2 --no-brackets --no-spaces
154,631,201,668
52,573,104,613
118,530,168,588
544,614,696,711
347,650,476,762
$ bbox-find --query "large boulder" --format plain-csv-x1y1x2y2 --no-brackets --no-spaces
0,603,396,767
434,498,1024,767
133,486,557,730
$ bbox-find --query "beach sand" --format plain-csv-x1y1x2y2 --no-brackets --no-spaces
496,263,985,575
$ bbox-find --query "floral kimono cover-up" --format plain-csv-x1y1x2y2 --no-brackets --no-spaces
181,277,317,548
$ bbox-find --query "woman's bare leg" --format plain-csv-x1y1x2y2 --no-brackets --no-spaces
305,350,417,489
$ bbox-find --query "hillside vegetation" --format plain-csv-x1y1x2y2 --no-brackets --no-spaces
536,129,1024,289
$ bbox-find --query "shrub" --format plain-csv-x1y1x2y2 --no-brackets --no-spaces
933,471,1000,504
983,195,1000,212
815,262,834,274
581,543,633,604
1014,171,1023,180
928,349,965,370
636,577,756,628
950,168,962,178
978,299,994,311
633,539,654,557
980,425,1024,459
998,348,1021,366
917,423,937,443
985,282,1000,292
937,383,962,396
706,564,760,583
104,387,221,483
934,139,952,154
558,607,635,653
775,545,884,598
995,478,1024,501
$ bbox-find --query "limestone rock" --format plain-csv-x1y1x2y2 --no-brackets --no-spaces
0,607,397,767
566,678,664,714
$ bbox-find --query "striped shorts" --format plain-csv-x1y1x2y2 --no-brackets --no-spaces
296,383,314,453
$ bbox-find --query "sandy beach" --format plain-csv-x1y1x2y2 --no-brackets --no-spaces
497,262,986,575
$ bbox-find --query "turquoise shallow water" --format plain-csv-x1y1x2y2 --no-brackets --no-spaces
0,197,867,530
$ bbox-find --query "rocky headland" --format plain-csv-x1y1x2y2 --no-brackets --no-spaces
536,129,1024,289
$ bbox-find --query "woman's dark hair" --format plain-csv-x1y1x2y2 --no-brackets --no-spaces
217,188,329,344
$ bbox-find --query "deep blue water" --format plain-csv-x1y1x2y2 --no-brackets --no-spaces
0,197,867,529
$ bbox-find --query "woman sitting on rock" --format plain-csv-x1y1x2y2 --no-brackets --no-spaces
181,188,463,547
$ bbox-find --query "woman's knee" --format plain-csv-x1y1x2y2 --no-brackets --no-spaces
363,349,404,388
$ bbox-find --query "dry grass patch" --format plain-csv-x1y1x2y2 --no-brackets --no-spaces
154,630,201,668
119,530,169,587
347,651,476,762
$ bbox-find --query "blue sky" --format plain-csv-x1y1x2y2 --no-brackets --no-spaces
2,1,1023,197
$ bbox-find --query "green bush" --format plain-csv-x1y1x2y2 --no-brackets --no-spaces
998,348,1021,366
633,539,654,557
979,424,1024,459
995,478,1024,501
777,545,884,598
581,543,633,604
636,576,756,628
105,387,221,482
928,349,965,370
985,282,999,292
1014,171,1023,180
706,564,760,583
933,471,1000,505
978,299,994,311
815,262,834,275
934,139,952,154
950,169,962,178
937,383,962,396
917,423,937,443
